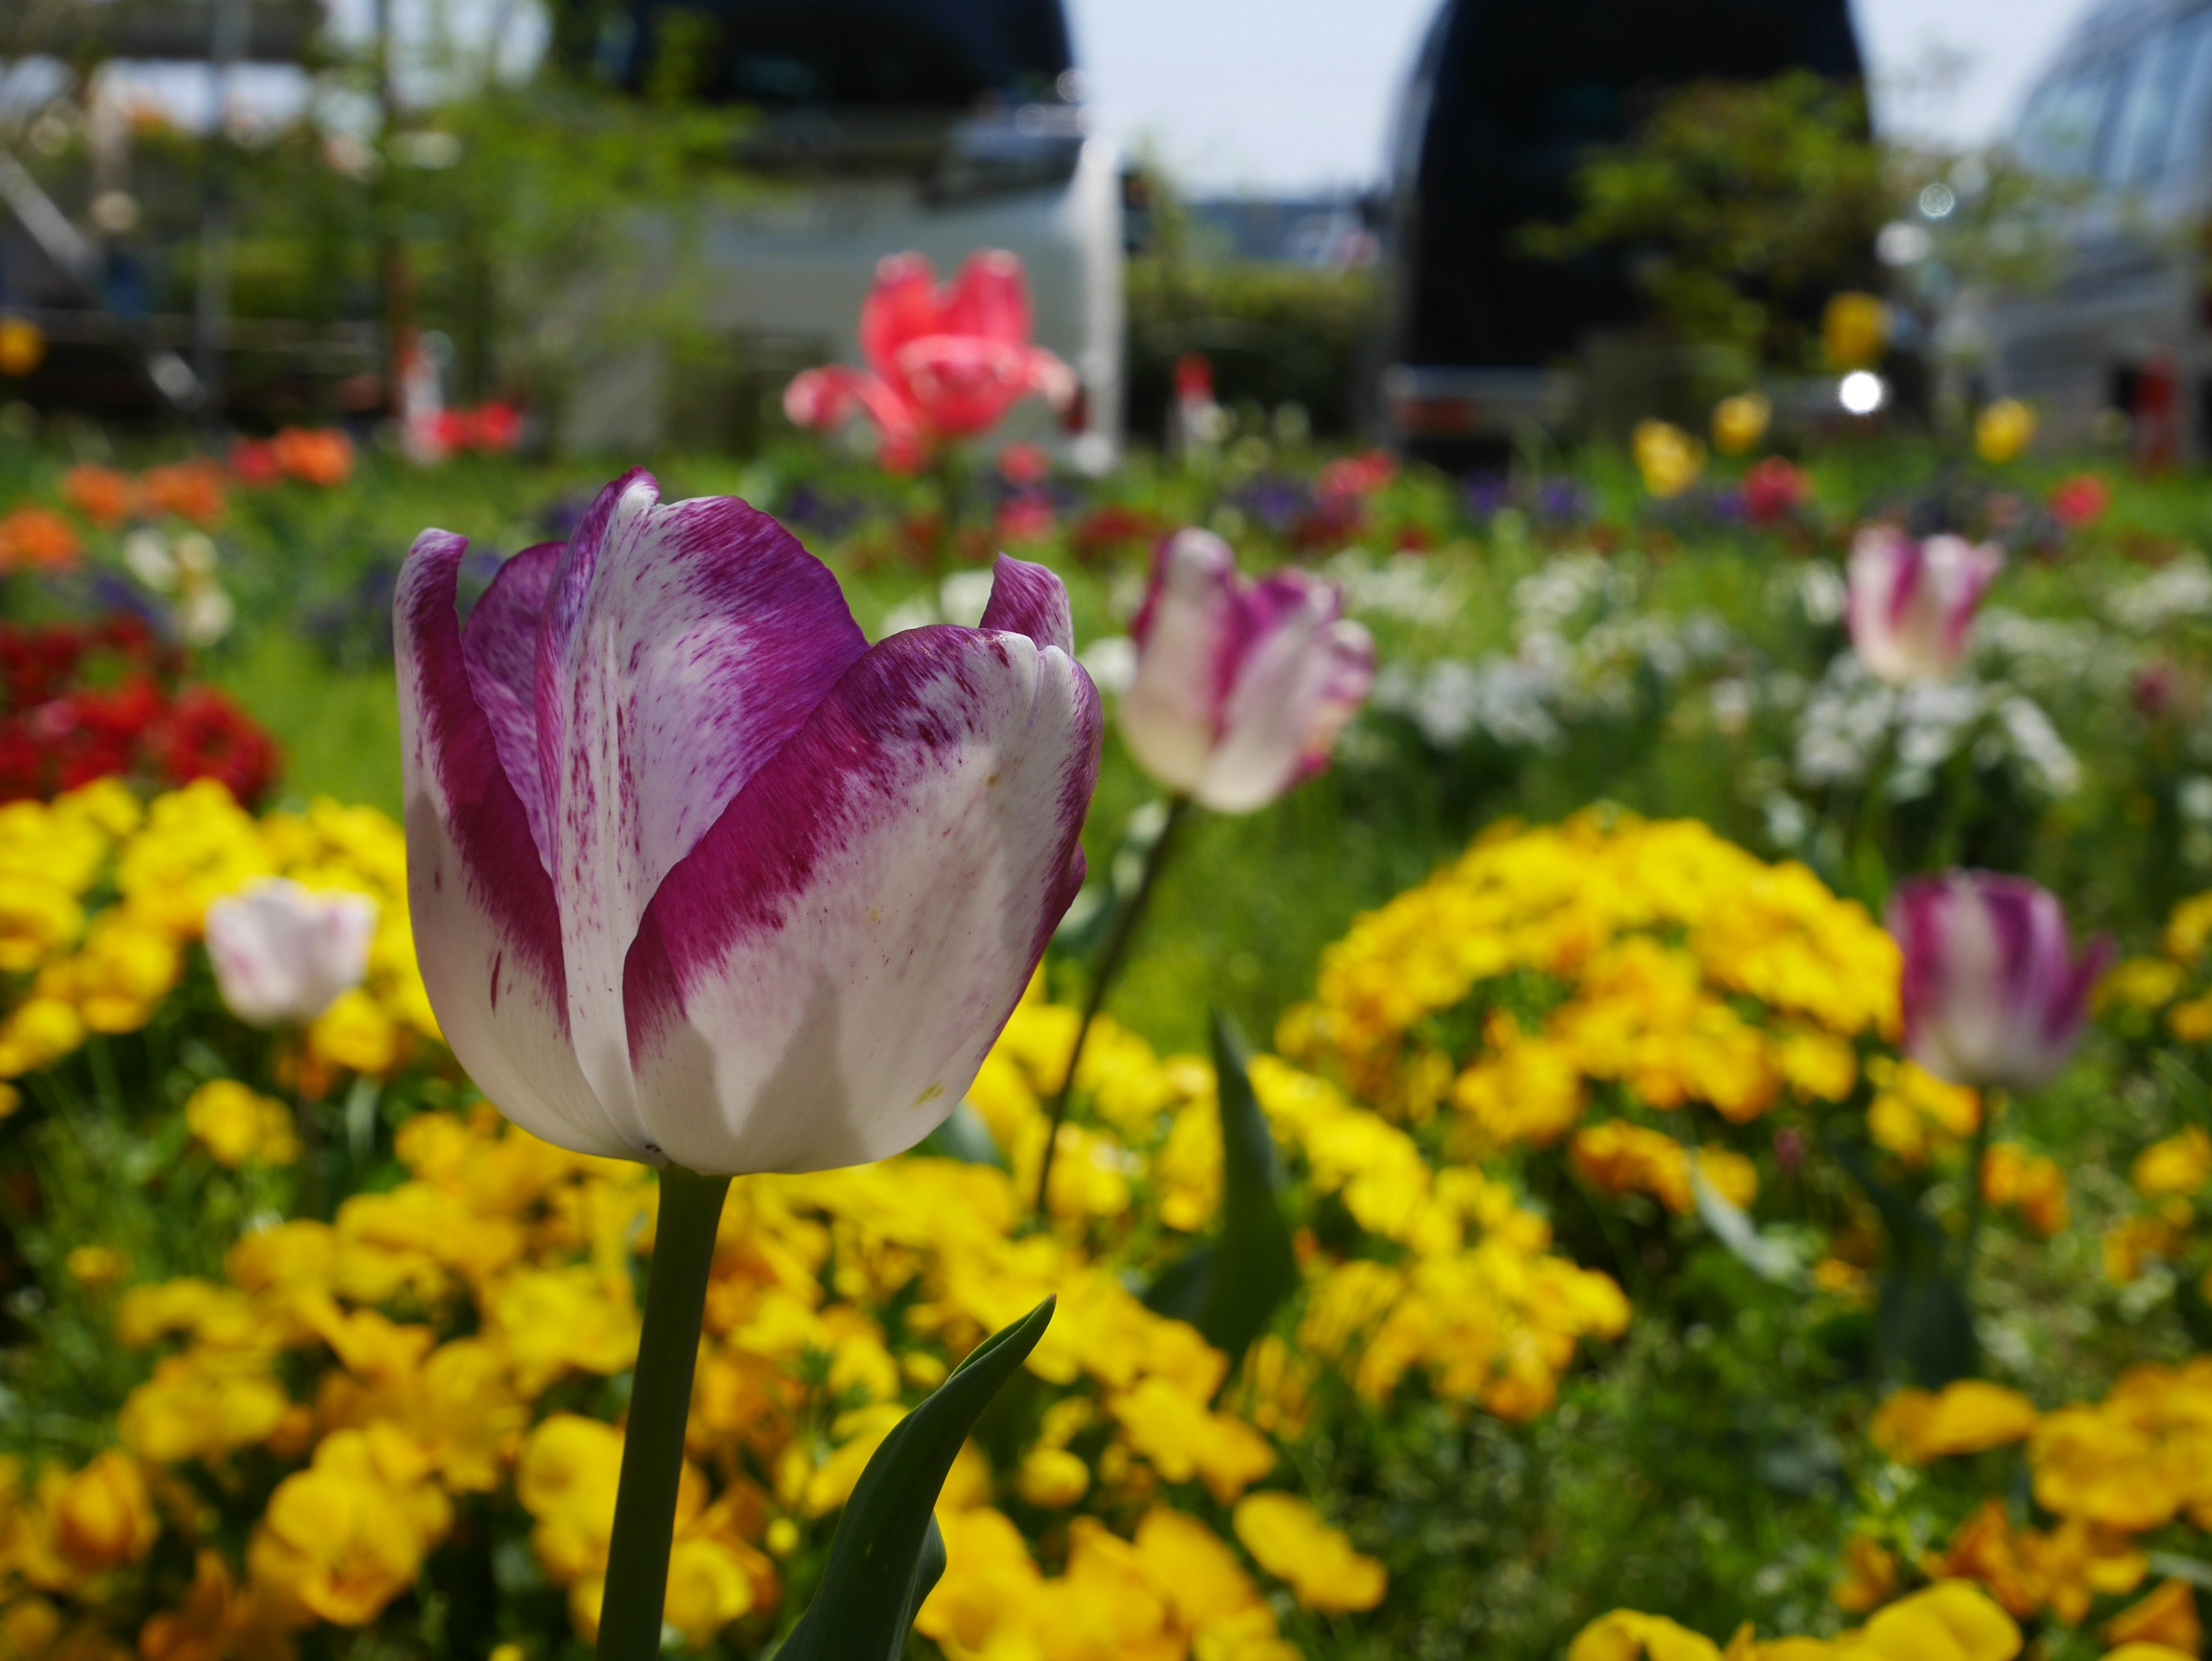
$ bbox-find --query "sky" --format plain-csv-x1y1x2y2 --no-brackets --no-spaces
1063,0,2096,195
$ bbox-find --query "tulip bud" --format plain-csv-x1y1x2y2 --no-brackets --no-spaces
1888,871,2112,1092
397,471,1099,1174
1844,527,2002,684
204,878,377,1028
1120,529,1374,814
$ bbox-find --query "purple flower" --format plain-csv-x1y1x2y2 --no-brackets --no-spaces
1888,872,2112,1092
396,469,1100,1173
1120,529,1374,814
1846,527,2003,684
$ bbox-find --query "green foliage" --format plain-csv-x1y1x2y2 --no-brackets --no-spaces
1523,71,1887,370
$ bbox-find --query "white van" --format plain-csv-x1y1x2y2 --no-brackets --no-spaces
1949,0,2212,456
559,0,1123,461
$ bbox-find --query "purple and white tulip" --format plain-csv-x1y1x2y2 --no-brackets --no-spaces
396,470,1100,1174
1888,871,2112,1092
1845,527,2003,684
1119,529,1375,814
205,877,377,1027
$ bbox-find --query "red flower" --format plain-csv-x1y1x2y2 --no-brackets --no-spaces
2048,472,2110,529
228,438,283,487
998,442,1050,485
1742,456,1812,524
783,250,1075,471
146,686,280,807
1317,450,1398,502
463,401,523,452
994,494,1056,543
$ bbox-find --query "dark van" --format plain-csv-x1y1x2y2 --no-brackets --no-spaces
1377,0,1863,459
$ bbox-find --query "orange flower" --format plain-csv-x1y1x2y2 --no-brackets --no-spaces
0,506,82,570
138,460,228,525
271,427,354,488
2102,1580,2200,1654
62,464,135,527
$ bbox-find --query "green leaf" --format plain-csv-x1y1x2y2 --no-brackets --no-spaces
774,1296,1054,1661
1196,1012,1300,1368
1689,1163,1804,1287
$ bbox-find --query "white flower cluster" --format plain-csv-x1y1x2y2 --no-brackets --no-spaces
1372,554,1733,750
1792,653,2080,799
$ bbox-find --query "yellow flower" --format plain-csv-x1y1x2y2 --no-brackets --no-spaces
1232,1491,1386,1613
488,1266,639,1395
661,1537,755,1646
184,1080,300,1168
1571,1610,1722,1661
2133,1127,2212,1198
1840,1580,2020,1661
1823,292,1889,369
1711,392,1773,456
138,1548,298,1661
1870,1382,2037,1463
248,1427,451,1626
50,1451,159,1575
306,989,398,1076
0,875,84,974
1981,1143,2069,1236
1016,1447,1091,1508
1634,421,1706,498
118,1354,290,1463
65,1246,131,1291
1111,1376,1277,1503
2098,957,2184,1012
1834,1536,1897,1613
0,997,85,1077
517,1414,627,1583
1974,399,2036,464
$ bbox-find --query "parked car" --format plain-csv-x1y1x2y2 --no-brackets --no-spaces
565,0,1123,461
1374,0,1863,464
1948,0,2212,460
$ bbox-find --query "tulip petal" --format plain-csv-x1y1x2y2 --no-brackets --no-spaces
396,530,626,1159
1122,529,1241,796
978,553,1074,654
861,252,945,385
460,542,562,868
941,249,1032,347
619,621,1100,1174
535,471,870,1152
1200,576,1374,814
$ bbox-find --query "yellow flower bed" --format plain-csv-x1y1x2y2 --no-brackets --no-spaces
0,841,1630,1658
1279,807,1900,1134
0,780,435,1099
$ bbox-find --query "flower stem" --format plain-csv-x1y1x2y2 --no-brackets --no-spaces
596,1164,730,1661
1032,796,1191,1216
1957,1087,2000,1285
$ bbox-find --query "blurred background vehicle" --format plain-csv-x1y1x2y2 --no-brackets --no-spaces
1945,0,2212,461
1375,0,1870,467
558,0,1123,460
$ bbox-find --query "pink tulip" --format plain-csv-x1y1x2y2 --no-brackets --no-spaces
1845,527,2003,684
1120,529,1375,814
396,470,1100,1174
205,877,377,1027
1888,872,2111,1092
784,251,1077,472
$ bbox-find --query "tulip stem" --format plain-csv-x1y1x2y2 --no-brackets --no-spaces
1957,1089,1999,1285
596,1164,730,1661
1032,795,1192,1216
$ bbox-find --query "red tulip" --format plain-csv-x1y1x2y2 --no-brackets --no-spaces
784,251,1075,472
2047,473,2109,529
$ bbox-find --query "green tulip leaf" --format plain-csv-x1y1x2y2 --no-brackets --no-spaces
1196,1012,1300,1368
775,1295,1054,1661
